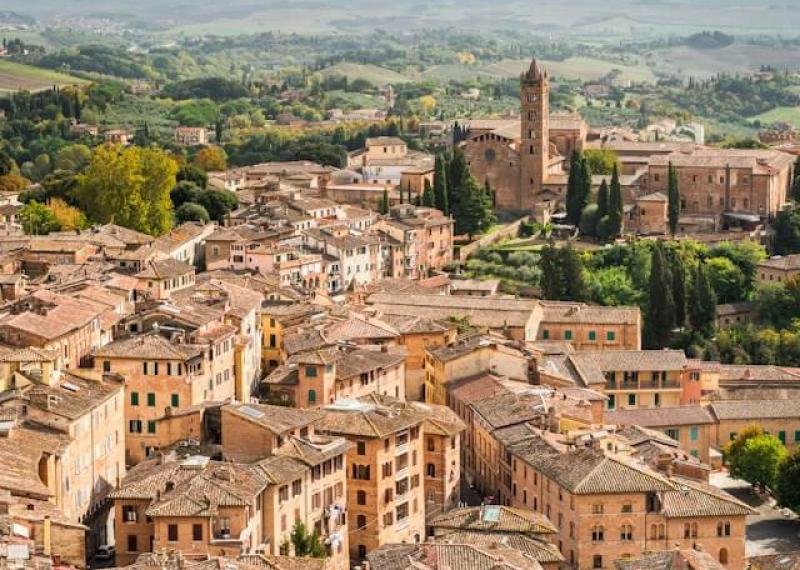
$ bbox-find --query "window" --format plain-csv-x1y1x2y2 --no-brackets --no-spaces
308,389,317,404
690,427,699,441
353,465,371,480
427,438,435,451
130,392,139,406
305,366,317,377
592,504,604,514
129,420,142,434
621,504,632,513
192,524,202,541
607,394,615,410
127,534,138,553
103,360,111,372
122,505,137,523
779,431,786,444
665,428,680,440
588,330,596,341
730,432,737,441
717,521,731,536
168,524,178,541
279,486,289,502
427,463,436,477
357,515,367,529
719,548,728,565
620,524,633,541
357,490,366,505
147,393,156,407
591,526,604,542
358,545,367,559
627,394,636,407
795,430,800,442
147,421,156,434
292,479,302,496
542,330,550,340
564,330,573,340
357,441,366,455
171,394,179,408
593,555,603,569
607,331,615,341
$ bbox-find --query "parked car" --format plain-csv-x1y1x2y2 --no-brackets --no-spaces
95,545,115,561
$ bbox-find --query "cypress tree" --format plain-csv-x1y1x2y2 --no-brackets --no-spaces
380,188,389,215
580,155,592,216
668,161,680,235
566,150,583,225
608,163,623,238
561,243,586,301
433,153,449,214
449,148,470,232
421,179,435,207
597,178,609,219
644,243,675,348
671,251,687,328
689,262,717,334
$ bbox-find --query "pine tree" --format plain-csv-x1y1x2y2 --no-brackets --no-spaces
671,250,687,328
421,179,435,207
539,242,563,300
597,178,609,219
566,150,583,225
644,243,675,348
689,262,717,334
433,154,449,214
560,243,586,301
668,161,680,235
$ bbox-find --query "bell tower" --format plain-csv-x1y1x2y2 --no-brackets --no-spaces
519,59,550,211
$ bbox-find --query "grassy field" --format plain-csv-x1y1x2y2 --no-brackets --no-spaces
318,63,410,86
650,44,800,78
0,60,88,92
749,106,800,128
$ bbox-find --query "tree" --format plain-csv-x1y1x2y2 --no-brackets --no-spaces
20,201,59,235
607,163,624,239
448,148,468,220
380,188,389,214
644,243,675,348
290,522,326,558
689,261,717,334
139,147,178,236
195,188,238,222
776,448,800,512
565,150,584,226
176,202,210,223
55,144,92,171
725,425,764,475
0,174,30,194
671,252,687,328
773,206,800,255
421,179,435,207
734,434,787,489
456,176,495,238
193,145,227,172
792,156,800,202
579,156,592,218
177,164,208,188
597,178,609,219
539,242,563,300
433,154,449,214
706,256,746,304
668,162,680,236
579,204,600,238
561,244,586,301
171,181,203,208
48,198,87,231
584,148,619,175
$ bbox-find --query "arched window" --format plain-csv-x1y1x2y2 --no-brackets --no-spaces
651,524,658,540
308,389,316,404
719,548,728,565
591,526,604,542
620,524,633,541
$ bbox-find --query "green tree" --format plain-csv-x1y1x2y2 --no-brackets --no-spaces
196,188,238,223
448,148,469,223
565,150,584,226
706,256,746,304
668,162,680,236
597,178,609,219
644,243,675,348
421,178,435,208
456,176,495,238
139,147,178,236
689,261,717,334
579,204,600,238
671,252,687,328
380,187,389,215
540,242,563,300
584,148,618,175
433,153,449,214
734,434,787,489
725,424,764,474
776,448,800,512
176,202,210,223
773,206,800,255
289,522,326,558
20,201,59,235
561,243,586,301
607,163,623,239
55,144,92,171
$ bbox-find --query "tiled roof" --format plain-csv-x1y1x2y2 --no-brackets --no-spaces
471,391,545,431
428,331,523,363
223,403,321,435
749,552,800,570
274,435,351,467
23,373,121,421
380,314,450,335
0,421,71,499
606,406,715,428
572,350,687,372
708,399,800,420
424,404,467,436
430,506,556,535
135,258,195,280
324,314,399,341
94,333,204,361
661,477,756,518
316,394,430,438
446,373,509,404
539,301,640,325
758,254,800,270
0,290,105,341
615,549,725,570
256,455,307,485
335,346,407,380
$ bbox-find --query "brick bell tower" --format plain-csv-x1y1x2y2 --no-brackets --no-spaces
519,58,550,211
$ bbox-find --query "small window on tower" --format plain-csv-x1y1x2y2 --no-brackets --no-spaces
530,145,535,155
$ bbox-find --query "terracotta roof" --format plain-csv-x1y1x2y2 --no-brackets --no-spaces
430,506,556,535
23,373,122,421
256,455,307,485
615,549,725,570
660,476,756,518
94,333,204,361
749,552,800,570
135,258,195,280
424,404,467,436
446,373,509,403
223,403,322,435
758,254,800,270
434,531,563,564
606,406,714,428
0,421,71,499
539,301,640,325
0,290,105,341
316,394,430,438
324,314,399,341
708,399,800,420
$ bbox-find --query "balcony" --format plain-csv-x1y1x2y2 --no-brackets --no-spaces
395,466,409,480
395,442,409,456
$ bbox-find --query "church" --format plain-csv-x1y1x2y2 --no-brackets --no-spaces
460,58,795,233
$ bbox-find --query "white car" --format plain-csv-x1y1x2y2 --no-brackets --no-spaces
95,545,115,561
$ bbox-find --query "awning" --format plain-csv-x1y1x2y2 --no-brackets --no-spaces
723,212,761,223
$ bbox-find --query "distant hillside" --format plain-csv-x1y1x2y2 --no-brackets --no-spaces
0,60,88,92
318,63,410,86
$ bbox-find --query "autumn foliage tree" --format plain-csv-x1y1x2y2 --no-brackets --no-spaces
193,145,227,172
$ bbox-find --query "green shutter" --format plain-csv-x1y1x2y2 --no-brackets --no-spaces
171,394,179,408
147,393,156,407
130,392,139,406
147,421,156,434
